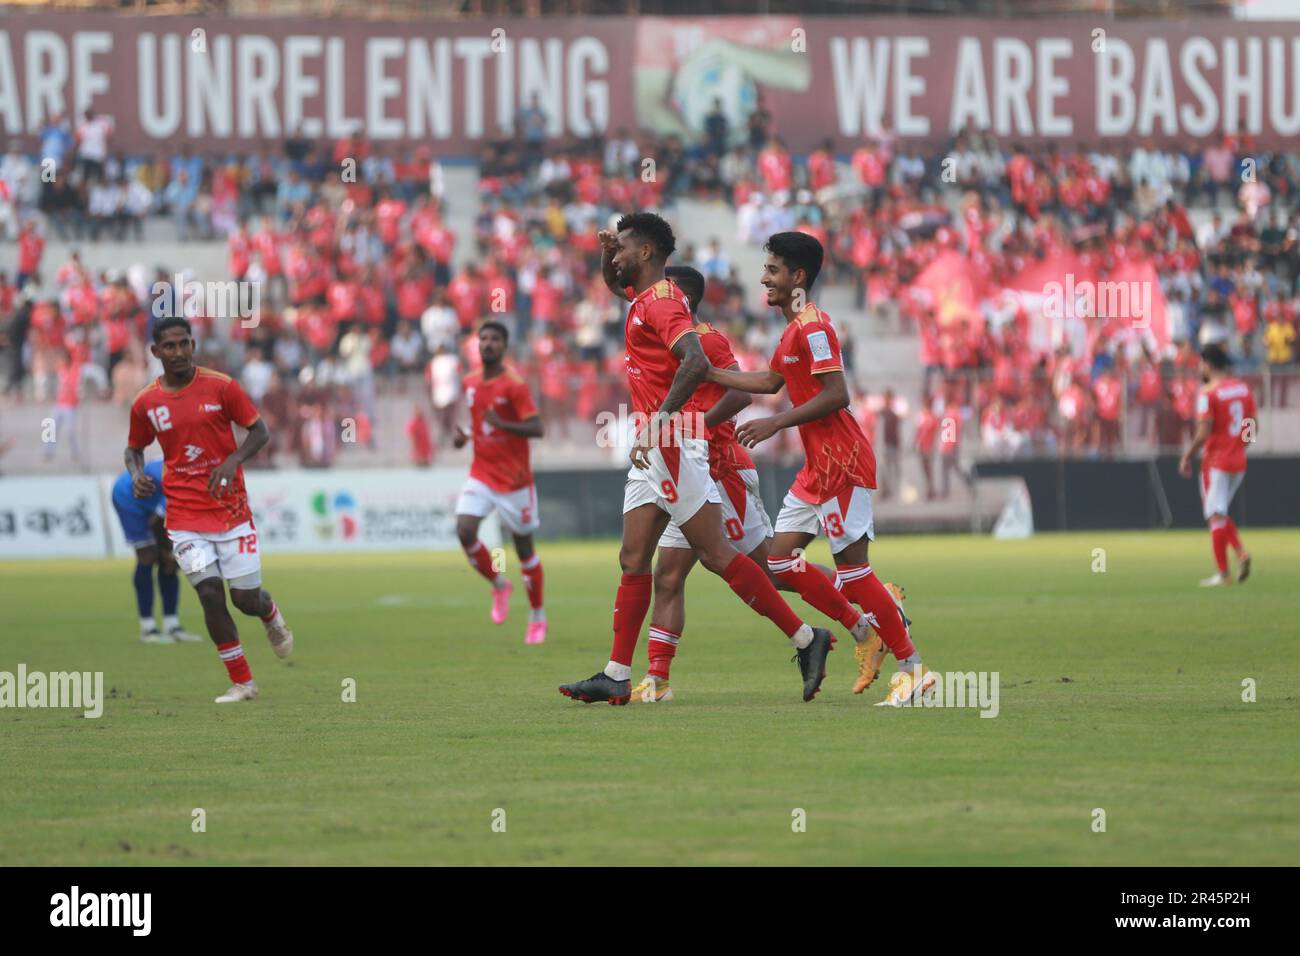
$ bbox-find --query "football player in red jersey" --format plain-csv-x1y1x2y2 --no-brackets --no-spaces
558,214,835,705
627,267,888,703
707,232,934,706
1179,343,1257,587
124,316,293,704
452,321,548,644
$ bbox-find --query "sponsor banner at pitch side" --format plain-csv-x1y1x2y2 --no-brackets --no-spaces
240,467,500,555
0,476,110,559
1,469,497,559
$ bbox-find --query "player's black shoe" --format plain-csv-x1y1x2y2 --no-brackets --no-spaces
794,627,835,701
559,672,631,705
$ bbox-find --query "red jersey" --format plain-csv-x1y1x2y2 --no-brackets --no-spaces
622,279,699,428
770,304,876,503
127,368,261,533
692,322,756,480
464,366,539,492
1197,377,1256,473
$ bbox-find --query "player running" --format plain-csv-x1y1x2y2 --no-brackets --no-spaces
705,232,933,706
109,457,200,644
627,266,889,704
453,321,548,644
559,214,835,706
1178,343,1256,587
124,316,293,704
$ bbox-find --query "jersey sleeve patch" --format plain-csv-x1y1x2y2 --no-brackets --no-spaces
806,330,833,362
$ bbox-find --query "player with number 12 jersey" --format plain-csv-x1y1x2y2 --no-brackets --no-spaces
126,316,293,704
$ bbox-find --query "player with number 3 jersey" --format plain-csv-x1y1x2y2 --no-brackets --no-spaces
125,316,293,704
1179,343,1257,587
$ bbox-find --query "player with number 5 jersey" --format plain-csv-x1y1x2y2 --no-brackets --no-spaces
125,316,294,704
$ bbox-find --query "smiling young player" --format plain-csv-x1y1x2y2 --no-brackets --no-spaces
125,316,293,703
627,266,888,703
705,232,933,706
453,321,548,644
558,214,835,705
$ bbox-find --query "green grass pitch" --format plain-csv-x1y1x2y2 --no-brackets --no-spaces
2,529,1297,866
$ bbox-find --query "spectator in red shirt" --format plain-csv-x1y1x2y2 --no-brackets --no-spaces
17,221,44,289
406,402,434,467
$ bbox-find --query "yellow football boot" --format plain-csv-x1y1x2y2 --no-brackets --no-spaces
629,675,674,703
875,666,937,707
852,634,887,694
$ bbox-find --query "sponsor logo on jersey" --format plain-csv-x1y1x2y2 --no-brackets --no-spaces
184,444,204,462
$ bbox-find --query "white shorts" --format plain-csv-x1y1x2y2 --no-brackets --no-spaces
169,520,262,589
455,476,540,536
659,468,772,555
774,485,875,554
1200,468,1245,520
623,438,720,526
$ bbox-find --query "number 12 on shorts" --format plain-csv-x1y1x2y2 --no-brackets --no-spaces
237,533,258,554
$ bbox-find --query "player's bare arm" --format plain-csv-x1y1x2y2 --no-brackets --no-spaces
124,446,155,498
630,332,707,470
452,425,470,449
598,229,629,300
209,418,270,498
1179,418,1214,477
708,365,786,395
736,369,850,449
483,410,544,439
703,364,751,430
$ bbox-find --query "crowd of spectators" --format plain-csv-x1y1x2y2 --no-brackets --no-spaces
3,99,1300,481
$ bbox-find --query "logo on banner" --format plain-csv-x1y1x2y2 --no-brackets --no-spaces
312,490,358,541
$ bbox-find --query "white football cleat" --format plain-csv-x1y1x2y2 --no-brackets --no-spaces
215,680,258,703
264,614,294,658
1199,572,1230,588
167,625,203,643
140,628,176,645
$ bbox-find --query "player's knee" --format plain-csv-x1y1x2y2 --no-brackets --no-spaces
455,520,478,549
195,579,225,609
513,535,535,562
697,544,736,576
653,563,685,597
135,546,158,567
618,547,652,577
228,588,261,615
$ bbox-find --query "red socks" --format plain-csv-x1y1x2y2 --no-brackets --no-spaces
1223,518,1243,555
1209,519,1230,574
520,555,544,609
767,555,862,630
464,540,500,584
217,641,253,684
647,626,679,680
259,601,278,624
722,552,804,638
837,564,916,659
610,573,652,666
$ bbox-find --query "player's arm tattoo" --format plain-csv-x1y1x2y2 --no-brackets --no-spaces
490,414,544,439
772,370,851,431
708,365,785,395
660,332,708,418
703,363,752,430
124,446,145,478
